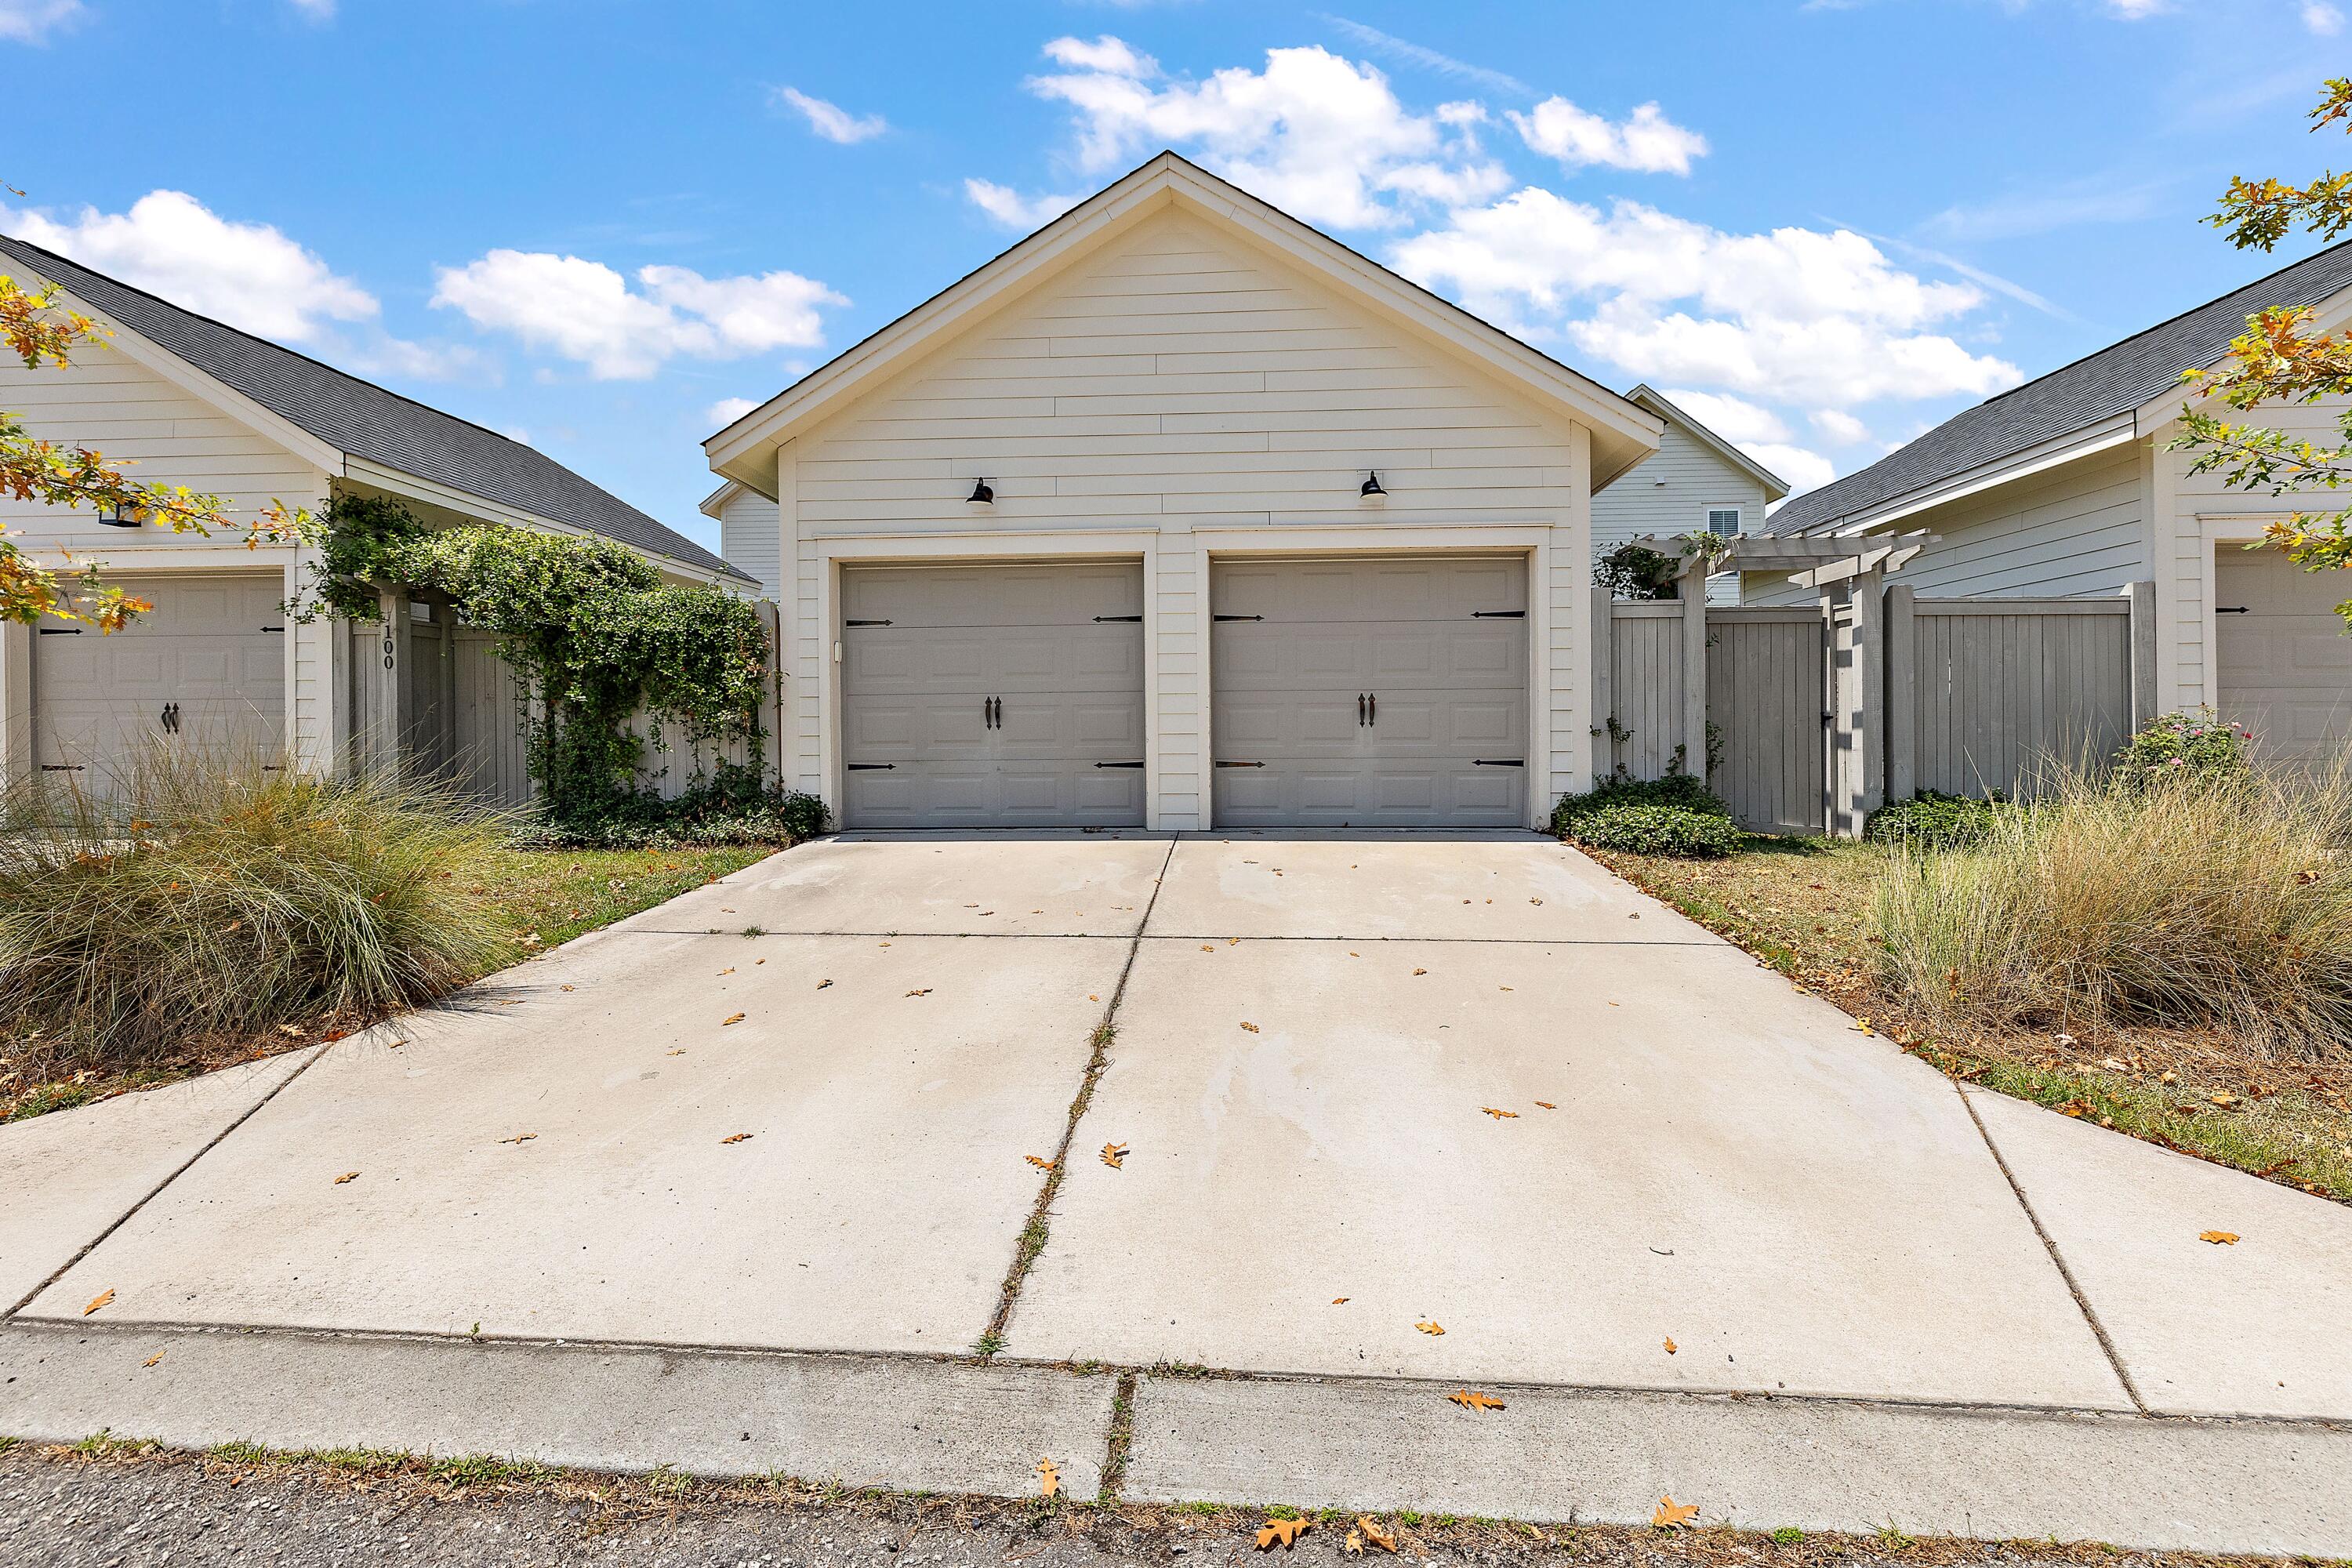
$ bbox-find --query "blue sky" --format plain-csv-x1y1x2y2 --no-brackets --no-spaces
5,0,2347,554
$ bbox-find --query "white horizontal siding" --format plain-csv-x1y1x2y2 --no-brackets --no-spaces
717,486,782,599
1743,443,2148,607
1594,416,1767,607
760,208,1595,826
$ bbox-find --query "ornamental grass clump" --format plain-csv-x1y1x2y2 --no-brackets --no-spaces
1872,752,2352,1060
0,746,514,1073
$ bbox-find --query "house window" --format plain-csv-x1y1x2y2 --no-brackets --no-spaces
1705,506,1742,537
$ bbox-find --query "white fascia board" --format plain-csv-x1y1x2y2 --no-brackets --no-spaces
1806,416,2140,539
58,294,349,477
345,459,739,589
699,480,744,521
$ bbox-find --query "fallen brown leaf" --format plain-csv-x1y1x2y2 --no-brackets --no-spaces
817,979,833,989
1653,1497,1699,1529
1480,1107,1519,1120
1416,1320,1445,1335
1448,1388,1506,1411
1256,1518,1311,1551
1356,1517,1396,1553
717,967,735,976
1345,1529,1364,1557
1102,1142,1128,1169
1664,1337,1678,1354
721,1133,753,1145
1025,1155,1055,1170
1332,1297,1349,1305
1412,967,1428,976
721,1012,746,1025
333,1171,360,1185
143,1352,165,1368
1239,1022,1260,1033
1535,1101,1557,1109
906,989,932,998
83,1288,114,1316
496,1133,537,1145
1036,1457,1059,1498
2200,1229,2240,1245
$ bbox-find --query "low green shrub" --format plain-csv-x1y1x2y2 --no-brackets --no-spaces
1552,771,1728,833
1565,800,1745,858
514,766,829,850
2112,708,2252,790
0,747,514,1071
1866,790,2012,848
1872,757,2352,1058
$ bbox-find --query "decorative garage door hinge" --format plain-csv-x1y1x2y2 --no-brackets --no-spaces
844,618,893,627
1094,760,1145,769
1214,760,1267,768
1212,613,1262,622
1092,614,1142,622
846,762,895,771
37,626,82,636
1472,609,1526,619
1472,759,1525,767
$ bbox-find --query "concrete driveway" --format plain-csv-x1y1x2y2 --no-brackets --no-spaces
5,832,2350,1552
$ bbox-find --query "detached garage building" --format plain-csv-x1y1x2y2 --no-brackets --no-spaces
704,153,1664,832
0,233,750,791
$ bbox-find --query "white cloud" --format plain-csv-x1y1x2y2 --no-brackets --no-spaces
3,189,379,343
431,252,846,379
964,178,1086,230
1657,388,1789,446
773,86,887,144
1810,408,1871,445
2305,0,2345,32
705,397,760,427
1740,441,1835,495
1393,187,2020,408
1507,97,1708,176
1018,35,1506,229
0,0,82,40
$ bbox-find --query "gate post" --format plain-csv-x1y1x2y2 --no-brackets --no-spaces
1679,561,1709,782
0,618,28,789
1885,583,1918,805
1589,584,1615,784
1825,566,1888,839
2125,579,2158,728
373,586,411,779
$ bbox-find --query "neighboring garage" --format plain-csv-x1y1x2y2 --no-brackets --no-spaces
1210,556,1528,828
840,561,1148,829
31,573,286,788
2216,546,2352,764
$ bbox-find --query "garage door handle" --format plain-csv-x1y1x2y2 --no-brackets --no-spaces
1368,692,1376,726
847,763,895,771
1473,759,1525,768
1358,693,1367,727
161,702,181,735
1094,760,1144,769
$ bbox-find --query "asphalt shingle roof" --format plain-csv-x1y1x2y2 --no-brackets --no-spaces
1766,238,2352,535
0,230,748,582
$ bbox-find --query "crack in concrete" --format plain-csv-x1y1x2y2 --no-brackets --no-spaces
1950,1078,2150,1415
978,837,1180,1357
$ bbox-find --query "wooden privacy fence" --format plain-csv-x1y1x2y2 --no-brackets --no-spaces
1595,579,2155,837
348,591,782,808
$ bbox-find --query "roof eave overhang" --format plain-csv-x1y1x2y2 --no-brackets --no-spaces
705,153,1663,496
1785,415,2140,540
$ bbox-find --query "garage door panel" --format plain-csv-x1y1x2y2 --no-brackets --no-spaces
840,564,1147,828
1210,557,1526,827
33,575,285,786
2216,549,2352,763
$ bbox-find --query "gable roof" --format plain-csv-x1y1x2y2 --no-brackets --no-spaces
705,151,1663,493
0,230,750,583
1623,385,1790,500
1766,237,2352,536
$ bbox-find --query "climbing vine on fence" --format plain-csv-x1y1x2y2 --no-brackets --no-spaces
294,493,770,818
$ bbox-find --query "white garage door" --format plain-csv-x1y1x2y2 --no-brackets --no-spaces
2216,546,2352,763
33,572,288,788
840,562,1147,829
1210,556,1528,827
